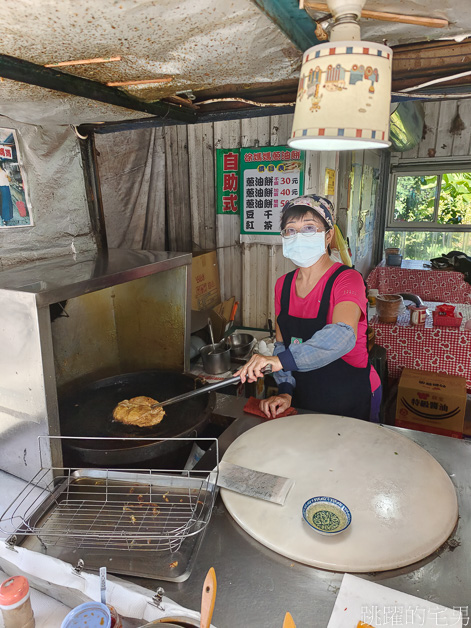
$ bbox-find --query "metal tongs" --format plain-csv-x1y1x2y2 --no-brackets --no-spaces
151,365,272,410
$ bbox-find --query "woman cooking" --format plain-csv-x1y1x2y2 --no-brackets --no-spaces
235,194,381,421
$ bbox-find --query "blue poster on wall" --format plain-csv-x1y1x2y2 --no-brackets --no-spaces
0,129,32,228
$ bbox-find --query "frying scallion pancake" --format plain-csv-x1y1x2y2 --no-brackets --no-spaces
113,396,165,427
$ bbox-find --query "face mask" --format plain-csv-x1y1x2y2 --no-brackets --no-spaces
282,231,326,268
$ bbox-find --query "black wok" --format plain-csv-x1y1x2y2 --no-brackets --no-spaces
59,370,215,467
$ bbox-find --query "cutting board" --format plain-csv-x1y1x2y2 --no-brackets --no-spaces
327,574,462,627
220,415,458,572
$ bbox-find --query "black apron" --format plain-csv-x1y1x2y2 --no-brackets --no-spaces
277,265,371,420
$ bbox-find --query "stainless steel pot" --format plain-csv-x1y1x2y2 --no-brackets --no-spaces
200,342,230,374
226,333,255,357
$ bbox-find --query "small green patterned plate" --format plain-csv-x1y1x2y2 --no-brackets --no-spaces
302,496,351,535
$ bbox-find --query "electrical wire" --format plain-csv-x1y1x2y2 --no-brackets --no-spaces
400,69,471,93
393,91,471,100
196,97,295,107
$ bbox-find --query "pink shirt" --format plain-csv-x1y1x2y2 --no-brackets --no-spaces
275,263,381,391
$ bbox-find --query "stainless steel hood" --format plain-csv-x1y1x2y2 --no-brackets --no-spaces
0,249,191,304
0,249,192,482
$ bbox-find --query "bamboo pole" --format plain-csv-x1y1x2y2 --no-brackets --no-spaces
0,53,195,122
45,56,122,67
107,77,173,87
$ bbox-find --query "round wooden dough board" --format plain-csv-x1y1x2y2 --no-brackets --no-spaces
220,415,458,572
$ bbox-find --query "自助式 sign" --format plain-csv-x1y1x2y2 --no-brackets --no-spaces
216,149,240,215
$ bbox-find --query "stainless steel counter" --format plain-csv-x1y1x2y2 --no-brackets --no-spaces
129,395,471,627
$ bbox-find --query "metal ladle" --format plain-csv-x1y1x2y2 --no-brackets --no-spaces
207,317,217,355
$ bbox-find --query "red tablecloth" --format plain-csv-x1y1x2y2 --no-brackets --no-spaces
370,302,471,391
367,260,471,304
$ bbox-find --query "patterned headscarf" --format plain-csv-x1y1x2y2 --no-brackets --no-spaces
281,194,334,230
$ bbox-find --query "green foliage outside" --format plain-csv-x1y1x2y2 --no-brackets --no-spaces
438,172,471,225
394,175,436,222
384,230,471,260
394,173,471,224
388,172,471,259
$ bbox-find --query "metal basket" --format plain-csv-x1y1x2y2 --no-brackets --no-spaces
0,437,218,582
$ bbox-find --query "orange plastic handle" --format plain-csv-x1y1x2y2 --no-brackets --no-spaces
200,567,217,628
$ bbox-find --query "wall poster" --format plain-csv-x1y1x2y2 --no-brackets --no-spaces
0,129,32,227
240,146,304,235
325,168,336,196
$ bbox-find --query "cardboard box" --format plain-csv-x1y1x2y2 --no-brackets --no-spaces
395,368,466,439
191,297,235,342
209,297,235,341
191,251,221,311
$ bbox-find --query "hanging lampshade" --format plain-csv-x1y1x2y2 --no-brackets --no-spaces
288,2,393,151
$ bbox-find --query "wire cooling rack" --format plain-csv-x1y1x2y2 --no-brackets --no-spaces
0,437,218,581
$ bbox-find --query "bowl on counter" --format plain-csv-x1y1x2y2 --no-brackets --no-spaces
226,333,255,357
302,496,351,536
200,341,231,374
61,602,111,628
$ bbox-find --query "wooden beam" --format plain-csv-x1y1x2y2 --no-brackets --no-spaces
79,103,296,135
304,2,449,28
0,53,196,123
392,40,471,91
164,94,199,110
250,0,322,51
78,134,108,251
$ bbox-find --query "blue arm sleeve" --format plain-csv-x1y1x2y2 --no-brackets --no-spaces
276,322,357,373
273,341,296,396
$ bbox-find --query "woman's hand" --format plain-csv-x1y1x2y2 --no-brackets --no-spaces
260,394,292,419
234,354,283,383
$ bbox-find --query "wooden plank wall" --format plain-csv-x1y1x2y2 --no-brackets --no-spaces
188,123,217,251
239,116,291,328
393,100,471,160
